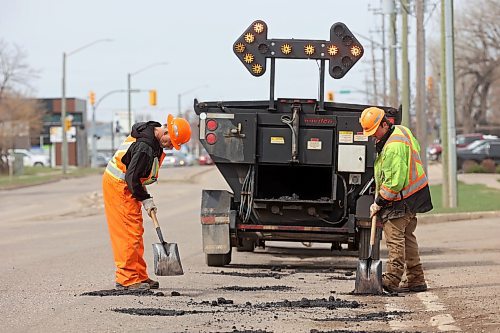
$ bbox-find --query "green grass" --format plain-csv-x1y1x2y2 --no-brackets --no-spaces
429,181,500,214
0,167,103,189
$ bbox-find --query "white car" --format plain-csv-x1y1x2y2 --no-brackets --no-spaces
10,149,50,167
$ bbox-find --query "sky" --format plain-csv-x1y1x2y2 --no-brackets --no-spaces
1,0,440,124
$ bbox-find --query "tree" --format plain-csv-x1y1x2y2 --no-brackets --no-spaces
428,0,500,134
454,0,500,132
0,39,44,174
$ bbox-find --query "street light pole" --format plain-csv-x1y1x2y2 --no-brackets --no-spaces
127,62,168,132
61,38,112,174
177,85,209,117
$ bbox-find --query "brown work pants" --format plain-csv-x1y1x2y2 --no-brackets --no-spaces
102,172,149,286
383,212,426,288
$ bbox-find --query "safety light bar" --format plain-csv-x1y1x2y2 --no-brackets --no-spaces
233,20,364,79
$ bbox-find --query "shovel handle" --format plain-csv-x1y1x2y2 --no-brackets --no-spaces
150,210,166,245
370,215,377,246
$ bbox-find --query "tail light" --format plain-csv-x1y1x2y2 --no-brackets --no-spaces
206,119,218,131
206,133,217,145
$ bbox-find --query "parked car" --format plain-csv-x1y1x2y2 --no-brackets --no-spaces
10,149,50,167
457,139,500,169
427,133,495,161
95,153,112,167
198,153,213,165
162,150,192,167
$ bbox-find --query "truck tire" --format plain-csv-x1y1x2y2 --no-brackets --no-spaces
206,251,232,267
236,239,255,252
358,227,381,260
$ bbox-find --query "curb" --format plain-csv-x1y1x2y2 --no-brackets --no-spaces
418,210,500,224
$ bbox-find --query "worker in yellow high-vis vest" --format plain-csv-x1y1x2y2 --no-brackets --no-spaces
103,114,191,290
359,107,433,293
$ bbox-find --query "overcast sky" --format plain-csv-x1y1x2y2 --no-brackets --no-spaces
1,0,442,123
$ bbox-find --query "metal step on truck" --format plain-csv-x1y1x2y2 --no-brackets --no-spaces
195,20,401,267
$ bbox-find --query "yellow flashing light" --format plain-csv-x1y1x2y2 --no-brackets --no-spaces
351,45,362,57
281,44,292,55
244,33,255,43
304,44,315,55
235,43,245,53
244,53,254,63
252,63,263,74
328,45,338,56
253,22,264,34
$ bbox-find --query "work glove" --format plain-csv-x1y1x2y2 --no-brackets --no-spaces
142,198,157,217
370,202,382,218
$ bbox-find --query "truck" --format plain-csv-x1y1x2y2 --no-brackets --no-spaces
195,20,401,267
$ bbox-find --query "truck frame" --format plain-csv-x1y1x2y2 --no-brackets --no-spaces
195,20,401,266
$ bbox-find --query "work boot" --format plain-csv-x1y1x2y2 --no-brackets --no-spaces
382,274,409,293
142,278,159,289
400,282,428,293
115,282,150,291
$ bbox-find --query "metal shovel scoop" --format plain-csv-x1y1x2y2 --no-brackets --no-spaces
354,215,383,294
150,210,184,276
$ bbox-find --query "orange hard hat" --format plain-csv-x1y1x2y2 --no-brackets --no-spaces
167,114,192,150
359,107,385,136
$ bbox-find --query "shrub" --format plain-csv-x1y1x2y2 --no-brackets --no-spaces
496,164,500,174
462,160,480,173
481,159,497,173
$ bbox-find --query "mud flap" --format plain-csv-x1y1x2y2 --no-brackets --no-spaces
201,190,233,255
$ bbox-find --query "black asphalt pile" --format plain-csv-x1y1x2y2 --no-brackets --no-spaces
312,310,411,322
210,271,287,279
81,289,165,297
217,329,273,333
255,296,361,310
310,330,420,333
218,285,293,292
112,308,207,316
327,274,356,281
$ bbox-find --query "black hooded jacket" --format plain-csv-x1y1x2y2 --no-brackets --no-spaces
121,121,163,201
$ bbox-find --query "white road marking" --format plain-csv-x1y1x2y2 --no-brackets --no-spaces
385,302,410,331
417,291,461,331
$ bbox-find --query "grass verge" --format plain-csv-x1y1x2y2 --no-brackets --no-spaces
0,167,103,190
429,181,500,214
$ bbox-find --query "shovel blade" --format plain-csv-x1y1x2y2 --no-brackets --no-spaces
153,243,184,276
354,258,383,295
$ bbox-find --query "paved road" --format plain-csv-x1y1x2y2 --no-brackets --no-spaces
1,166,499,332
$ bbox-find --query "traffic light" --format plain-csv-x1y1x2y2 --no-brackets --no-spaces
89,91,96,106
149,89,157,106
327,91,335,101
64,116,72,131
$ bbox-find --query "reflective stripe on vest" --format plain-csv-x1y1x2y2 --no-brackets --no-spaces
379,126,428,201
105,136,161,186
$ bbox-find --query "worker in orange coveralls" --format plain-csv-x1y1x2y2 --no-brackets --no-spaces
103,114,191,290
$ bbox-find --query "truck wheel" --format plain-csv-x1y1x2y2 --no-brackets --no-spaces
206,251,232,267
236,239,255,252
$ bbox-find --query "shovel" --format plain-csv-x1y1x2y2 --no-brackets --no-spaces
150,210,184,276
354,214,383,294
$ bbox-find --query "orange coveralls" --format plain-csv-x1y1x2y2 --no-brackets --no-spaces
102,135,165,286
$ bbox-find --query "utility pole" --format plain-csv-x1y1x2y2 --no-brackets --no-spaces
381,10,388,105
401,0,410,127
445,0,457,208
388,0,399,108
370,39,378,105
415,0,428,172
440,0,449,208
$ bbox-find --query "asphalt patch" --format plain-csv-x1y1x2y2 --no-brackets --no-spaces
218,285,293,292
112,308,205,316
80,289,164,297
255,296,361,310
312,310,412,322
309,329,421,333
209,271,287,279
